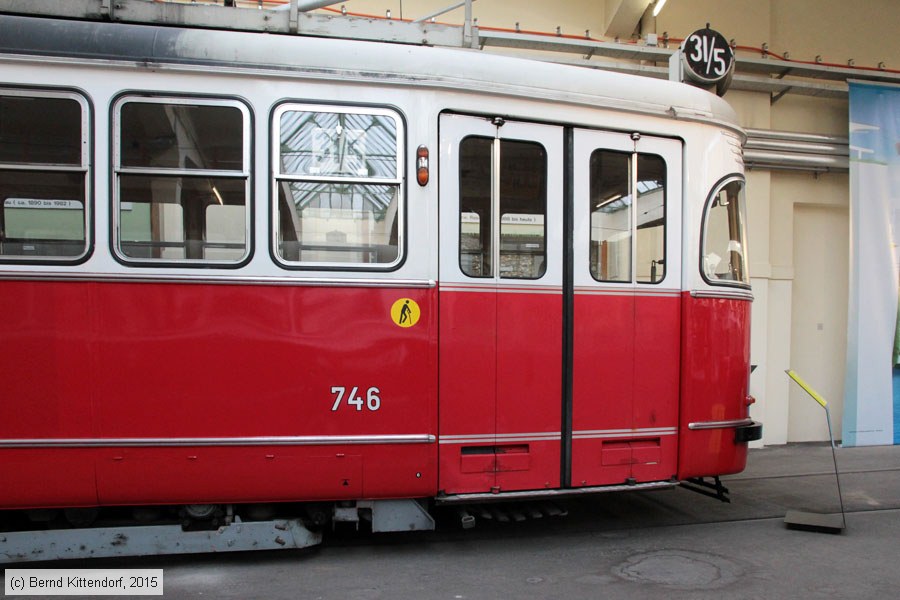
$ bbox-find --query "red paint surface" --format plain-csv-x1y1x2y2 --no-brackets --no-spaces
571,292,681,486
0,280,437,509
438,289,561,494
573,294,635,431
0,280,752,510
677,293,752,479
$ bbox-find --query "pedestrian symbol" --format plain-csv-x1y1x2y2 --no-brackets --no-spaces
391,298,421,328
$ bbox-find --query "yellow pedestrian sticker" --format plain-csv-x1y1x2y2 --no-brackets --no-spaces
391,298,421,328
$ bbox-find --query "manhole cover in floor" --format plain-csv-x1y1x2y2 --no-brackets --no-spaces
612,549,742,589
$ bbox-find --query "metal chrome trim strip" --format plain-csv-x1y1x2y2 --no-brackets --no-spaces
438,434,496,441
441,428,677,444
439,432,562,445
436,480,677,504
116,167,250,178
267,174,402,186
0,271,437,288
442,289,563,295
574,427,677,433
572,427,677,438
439,283,563,295
574,288,681,298
0,434,436,448
573,434,676,440
440,431,561,439
572,432,677,440
439,437,561,445
690,289,754,301
688,418,754,430
0,163,88,172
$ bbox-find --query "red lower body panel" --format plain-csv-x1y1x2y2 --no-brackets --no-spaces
0,450,98,508
678,293,752,479
0,280,754,510
438,288,561,495
93,444,434,505
0,280,438,510
571,292,681,486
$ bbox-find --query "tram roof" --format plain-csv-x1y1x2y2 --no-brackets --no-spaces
0,13,739,132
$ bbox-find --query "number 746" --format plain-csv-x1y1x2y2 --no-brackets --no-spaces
331,386,381,411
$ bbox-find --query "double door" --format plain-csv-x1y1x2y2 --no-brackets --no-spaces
438,114,682,495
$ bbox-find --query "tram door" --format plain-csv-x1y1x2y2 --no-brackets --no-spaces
438,114,564,494
570,130,683,487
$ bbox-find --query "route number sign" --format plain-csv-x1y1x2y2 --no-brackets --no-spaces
680,28,734,92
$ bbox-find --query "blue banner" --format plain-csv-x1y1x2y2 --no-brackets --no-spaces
846,81,900,446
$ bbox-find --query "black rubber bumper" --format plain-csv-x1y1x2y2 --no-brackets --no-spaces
735,421,763,443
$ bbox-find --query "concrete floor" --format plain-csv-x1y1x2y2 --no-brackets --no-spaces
4,443,900,599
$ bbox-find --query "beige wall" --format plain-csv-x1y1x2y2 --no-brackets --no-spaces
790,203,849,441
769,0,897,67
322,0,610,35
658,0,770,47
332,0,898,445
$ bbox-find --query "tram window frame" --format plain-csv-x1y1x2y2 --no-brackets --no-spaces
272,103,405,271
111,94,252,268
0,88,91,264
458,135,548,280
700,175,750,288
588,149,667,284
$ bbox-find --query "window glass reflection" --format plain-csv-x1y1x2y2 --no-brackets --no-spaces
703,179,749,285
0,92,87,260
590,150,632,282
275,107,403,267
458,137,547,280
115,98,249,264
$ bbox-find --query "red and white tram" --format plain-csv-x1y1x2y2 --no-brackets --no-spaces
0,11,759,549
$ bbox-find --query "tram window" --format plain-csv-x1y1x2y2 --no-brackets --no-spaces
459,137,547,279
277,182,398,264
274,106,403,268
0,96,81,164
120,103,243,171
114,98,250,265
118,175,246,261
590,150,632,282
589,150,667,283
0,92,88,260
635,154,666,284
702,178,749,286
500,140,547,279
459,137,492,277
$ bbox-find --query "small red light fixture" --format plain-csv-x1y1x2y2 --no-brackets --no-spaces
416,145,429,186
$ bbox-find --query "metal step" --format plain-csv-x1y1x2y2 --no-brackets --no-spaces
436,480,677,504
449,501,569,528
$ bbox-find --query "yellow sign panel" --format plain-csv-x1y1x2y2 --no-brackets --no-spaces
786,369,828,408
391,298,421,328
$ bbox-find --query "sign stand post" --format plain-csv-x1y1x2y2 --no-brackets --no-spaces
784,370,847,533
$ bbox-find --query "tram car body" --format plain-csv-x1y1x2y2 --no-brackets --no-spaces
0,13,759,520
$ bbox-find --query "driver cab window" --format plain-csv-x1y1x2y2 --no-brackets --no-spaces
702,178,749,286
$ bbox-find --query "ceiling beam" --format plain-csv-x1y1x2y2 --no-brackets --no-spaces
603,0,653,39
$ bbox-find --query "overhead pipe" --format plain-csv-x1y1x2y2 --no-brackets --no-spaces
744,129,849,172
